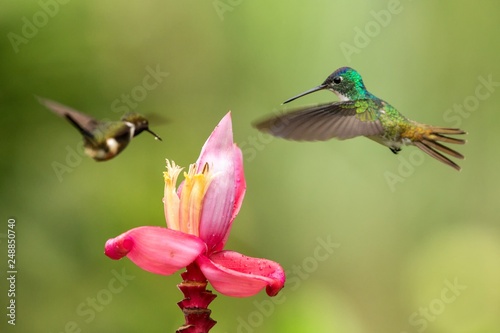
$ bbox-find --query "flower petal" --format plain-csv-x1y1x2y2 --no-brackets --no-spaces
215,144,246,251
231,145,246,222
105,226,206,275
197,251,285,297
196,113,237,251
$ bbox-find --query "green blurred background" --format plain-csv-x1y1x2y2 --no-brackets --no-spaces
1,1,500,332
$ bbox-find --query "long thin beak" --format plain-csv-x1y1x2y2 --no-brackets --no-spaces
282,84,328,104
146,129,162,141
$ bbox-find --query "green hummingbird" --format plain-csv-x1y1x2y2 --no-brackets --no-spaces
38,97,162,161
254,67,466,170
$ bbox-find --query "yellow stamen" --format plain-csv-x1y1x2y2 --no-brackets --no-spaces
179,163,213,236
163,160,183,230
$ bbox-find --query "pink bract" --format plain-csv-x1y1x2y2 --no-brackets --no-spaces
105,112,285,298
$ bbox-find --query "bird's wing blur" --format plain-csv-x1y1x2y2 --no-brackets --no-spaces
37,97,99,139
253,100,384,141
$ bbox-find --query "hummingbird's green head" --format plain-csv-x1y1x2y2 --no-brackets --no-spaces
283,67,370,104
321,67,368,101
121,112,162,141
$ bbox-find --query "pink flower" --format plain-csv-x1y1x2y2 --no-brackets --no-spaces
105,112,285,298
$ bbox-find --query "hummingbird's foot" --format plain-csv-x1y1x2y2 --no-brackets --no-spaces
389,147,401,155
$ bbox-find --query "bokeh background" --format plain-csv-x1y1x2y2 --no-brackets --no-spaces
1,1,500,332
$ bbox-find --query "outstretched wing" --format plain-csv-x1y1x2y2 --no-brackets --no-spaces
253,100,384,141
37,97,99,139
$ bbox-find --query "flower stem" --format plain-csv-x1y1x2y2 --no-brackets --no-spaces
176,263,217,333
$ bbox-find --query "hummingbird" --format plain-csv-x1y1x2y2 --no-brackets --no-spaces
38,97,162,161
254,67,466,170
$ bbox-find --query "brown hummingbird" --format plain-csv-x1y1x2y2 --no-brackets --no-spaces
38,97,162,161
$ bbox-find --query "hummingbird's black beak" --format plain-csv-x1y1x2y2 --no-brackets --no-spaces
146,129,162,141
282,84,328,104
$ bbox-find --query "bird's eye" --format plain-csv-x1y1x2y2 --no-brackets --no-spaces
333,76,342,84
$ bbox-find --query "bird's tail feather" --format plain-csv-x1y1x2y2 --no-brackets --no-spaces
414,127,466,171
